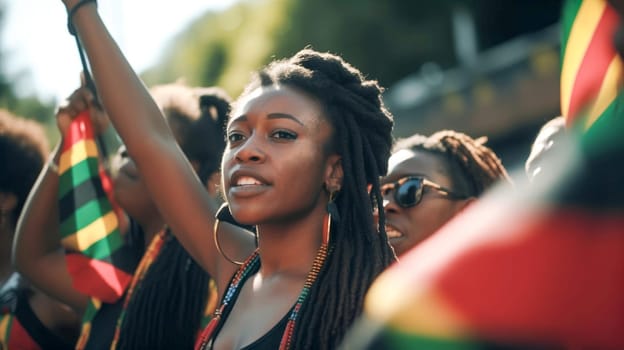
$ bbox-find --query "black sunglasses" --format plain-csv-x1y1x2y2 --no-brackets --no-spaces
380,176,469,208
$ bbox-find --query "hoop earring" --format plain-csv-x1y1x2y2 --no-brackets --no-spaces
213,219,244,265
323,191,340,245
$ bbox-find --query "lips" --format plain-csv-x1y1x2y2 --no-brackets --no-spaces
385,224,404,239
234,176,265,186
229,167,269,185
228,169,270,197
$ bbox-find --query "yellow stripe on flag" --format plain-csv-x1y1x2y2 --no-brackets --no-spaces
585,56,623,129
0,314,11,346
62,211,119,251
561,0,607,117
76,322,92,350
59,139,99,174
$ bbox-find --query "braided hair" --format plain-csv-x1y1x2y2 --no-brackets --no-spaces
237,48,396,349
393,130,512,197
151,83,231,183
116,84,230,349
0,110,49,227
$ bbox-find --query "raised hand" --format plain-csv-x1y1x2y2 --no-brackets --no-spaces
55,84,109,138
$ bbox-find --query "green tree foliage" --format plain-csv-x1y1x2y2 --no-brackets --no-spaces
142,0,290,96
142,0,560,99
142,0,457,97
272,1,456,87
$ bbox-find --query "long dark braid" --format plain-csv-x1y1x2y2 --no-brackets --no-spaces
116,85,231,349
239,48,396,348
116,233,210,349
393,130,512,197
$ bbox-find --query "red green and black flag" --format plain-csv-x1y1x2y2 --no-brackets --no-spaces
561,0,624,154
58,111,136,347
350,0,624,348
357,197,624,349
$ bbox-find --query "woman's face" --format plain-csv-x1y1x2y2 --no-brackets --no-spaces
221,84,334,225
379,149,468,256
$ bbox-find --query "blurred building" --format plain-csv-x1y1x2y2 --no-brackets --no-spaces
384,1,562,170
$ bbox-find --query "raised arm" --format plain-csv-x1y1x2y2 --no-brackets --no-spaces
13,139,88,314
59,1,254,289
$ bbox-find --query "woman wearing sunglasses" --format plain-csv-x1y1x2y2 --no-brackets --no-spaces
379,130,512,256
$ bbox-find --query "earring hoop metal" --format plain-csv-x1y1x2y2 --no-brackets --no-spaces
214,219,244,265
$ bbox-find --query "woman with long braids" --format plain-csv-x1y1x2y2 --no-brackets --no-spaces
379,130,512,256
53,0,396,348
14,82,229,349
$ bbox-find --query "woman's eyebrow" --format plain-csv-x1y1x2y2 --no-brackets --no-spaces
229,115,247,123
267,112,304,126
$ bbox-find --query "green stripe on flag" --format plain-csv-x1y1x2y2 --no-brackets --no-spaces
82,299,100,324
79,227,124,260
59,197,114,237
380,328,480,350
1,314,14,345
561,0,584,69
581,93,624,155
58,157,100,198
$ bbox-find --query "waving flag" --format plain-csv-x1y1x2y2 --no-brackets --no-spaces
561,0,622,127
561,0,624,155
356,193,624,349
349,0,624,349
58,111,133,301
58,111,138,348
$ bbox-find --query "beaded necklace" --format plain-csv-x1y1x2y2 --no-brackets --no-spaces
196,249,260,350
196,243,329,350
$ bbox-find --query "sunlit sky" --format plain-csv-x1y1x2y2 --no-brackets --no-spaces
2,0,238,103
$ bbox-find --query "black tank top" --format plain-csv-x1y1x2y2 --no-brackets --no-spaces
0,275,74,350
209,262,291,350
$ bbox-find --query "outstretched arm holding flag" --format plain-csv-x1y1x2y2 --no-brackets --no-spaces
55,0,256,289
13,87,101,315
14,85,140,349
15,79,230,349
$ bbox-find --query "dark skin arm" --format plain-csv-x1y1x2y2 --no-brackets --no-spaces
59,1,255,296
12,88,102,314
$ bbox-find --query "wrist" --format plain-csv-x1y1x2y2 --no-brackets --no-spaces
67,0,98,35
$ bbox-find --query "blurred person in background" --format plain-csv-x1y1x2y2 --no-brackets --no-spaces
378,130,512,256
1,109,80,349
